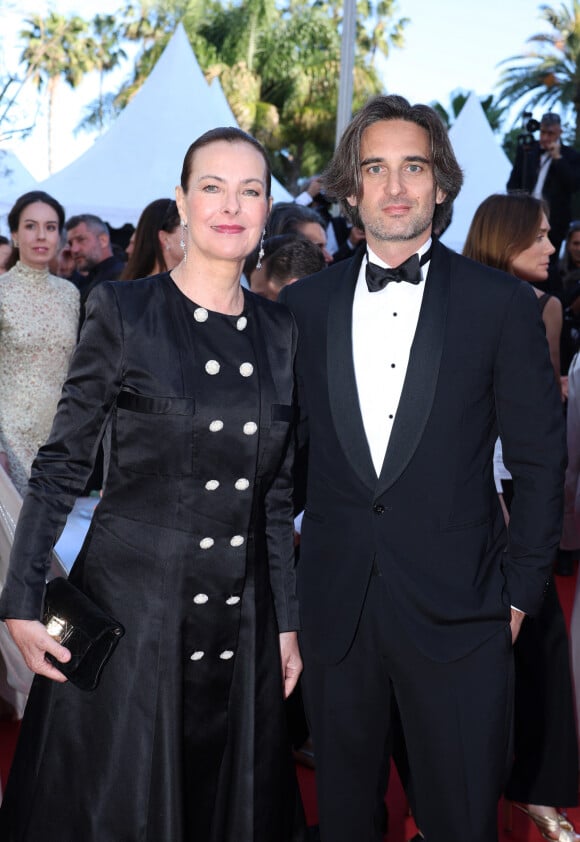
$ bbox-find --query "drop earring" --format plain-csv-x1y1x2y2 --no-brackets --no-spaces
255,230,266,270
180,220,188,264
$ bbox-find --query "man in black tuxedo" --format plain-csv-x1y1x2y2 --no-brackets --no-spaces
280,95,566,842
507,112,580,282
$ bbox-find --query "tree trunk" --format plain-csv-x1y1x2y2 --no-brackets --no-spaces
47,76,59,174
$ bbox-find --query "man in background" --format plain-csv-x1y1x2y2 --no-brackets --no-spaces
508,112,580,285
66,213,125,317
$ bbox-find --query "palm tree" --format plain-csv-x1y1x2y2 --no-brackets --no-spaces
497,1,580,143
100,0,406,189
19,12,95,172
89,15,128,134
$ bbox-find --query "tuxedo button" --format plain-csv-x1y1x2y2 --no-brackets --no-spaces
373,504,385,515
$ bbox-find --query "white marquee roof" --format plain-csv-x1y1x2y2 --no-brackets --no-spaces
441,91,512,253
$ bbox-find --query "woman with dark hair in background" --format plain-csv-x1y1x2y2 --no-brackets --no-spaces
0,129,305,842
121,197,182,280
464,192,578,842
0,191,79,495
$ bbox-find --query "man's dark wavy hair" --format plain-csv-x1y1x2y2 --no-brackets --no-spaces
323,94,463,235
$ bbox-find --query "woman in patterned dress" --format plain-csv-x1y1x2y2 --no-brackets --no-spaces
0,129,306,842
0,191,79,495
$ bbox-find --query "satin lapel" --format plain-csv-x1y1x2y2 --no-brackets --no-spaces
375,240,450,496
327,252,377,490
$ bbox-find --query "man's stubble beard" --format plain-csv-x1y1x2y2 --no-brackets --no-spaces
364,208,434,243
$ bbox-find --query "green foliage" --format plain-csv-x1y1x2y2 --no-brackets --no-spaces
105,0,408,190
431,90,506,133
11,0,408,187
19,12,96,170
497,1,580,143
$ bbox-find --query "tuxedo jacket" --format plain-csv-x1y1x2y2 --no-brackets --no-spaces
0,274,299,634
280,240,566,664
507,141,580,247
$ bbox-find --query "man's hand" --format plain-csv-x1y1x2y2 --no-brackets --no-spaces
545,139,562,160
279,631,302,698
306,176,324,198
5,618,71,682
510,607,525,644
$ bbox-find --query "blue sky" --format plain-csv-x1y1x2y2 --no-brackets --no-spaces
0,0,555,179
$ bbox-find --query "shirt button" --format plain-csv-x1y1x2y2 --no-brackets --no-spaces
373,504,385,515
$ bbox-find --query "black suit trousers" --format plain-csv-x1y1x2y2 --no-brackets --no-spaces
301,569,514,842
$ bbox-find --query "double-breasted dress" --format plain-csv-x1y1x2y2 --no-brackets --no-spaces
0,273,306,842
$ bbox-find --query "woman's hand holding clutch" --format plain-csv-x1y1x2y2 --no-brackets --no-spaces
5,618,71,682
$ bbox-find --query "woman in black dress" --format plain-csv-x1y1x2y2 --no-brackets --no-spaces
0,127,306,842
464,193,578,842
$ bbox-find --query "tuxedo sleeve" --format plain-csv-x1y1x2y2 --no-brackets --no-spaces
494,281,566,616
0,283,124,620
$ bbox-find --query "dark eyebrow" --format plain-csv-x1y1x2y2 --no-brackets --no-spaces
360,155,431,167
197,173,265,186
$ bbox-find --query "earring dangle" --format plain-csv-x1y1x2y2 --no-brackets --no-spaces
256,230,266,270
180,221,188,264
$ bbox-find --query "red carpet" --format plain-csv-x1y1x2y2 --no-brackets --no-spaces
1,570,579,840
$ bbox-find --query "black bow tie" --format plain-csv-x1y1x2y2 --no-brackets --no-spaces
365,248,431,292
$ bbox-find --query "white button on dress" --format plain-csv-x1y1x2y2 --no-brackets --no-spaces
205,360,220,375
200,537,214,549
226,596,241,606
194,307,209,322
220,650,234,660
234,478,250,491
190,651,205,661
239,362,254,377
209,420,224,432
243,422,257,435
205,480,220,491
193,594,209,604
236,316,247,331
230,535,244,547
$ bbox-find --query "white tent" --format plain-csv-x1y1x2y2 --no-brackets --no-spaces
0,149,36,198
0,25,291,227
441,92,512,254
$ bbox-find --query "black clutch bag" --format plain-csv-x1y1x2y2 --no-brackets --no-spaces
42,577,124,691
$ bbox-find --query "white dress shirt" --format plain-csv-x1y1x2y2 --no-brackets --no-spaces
532,152,551,199
352,240,431,475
